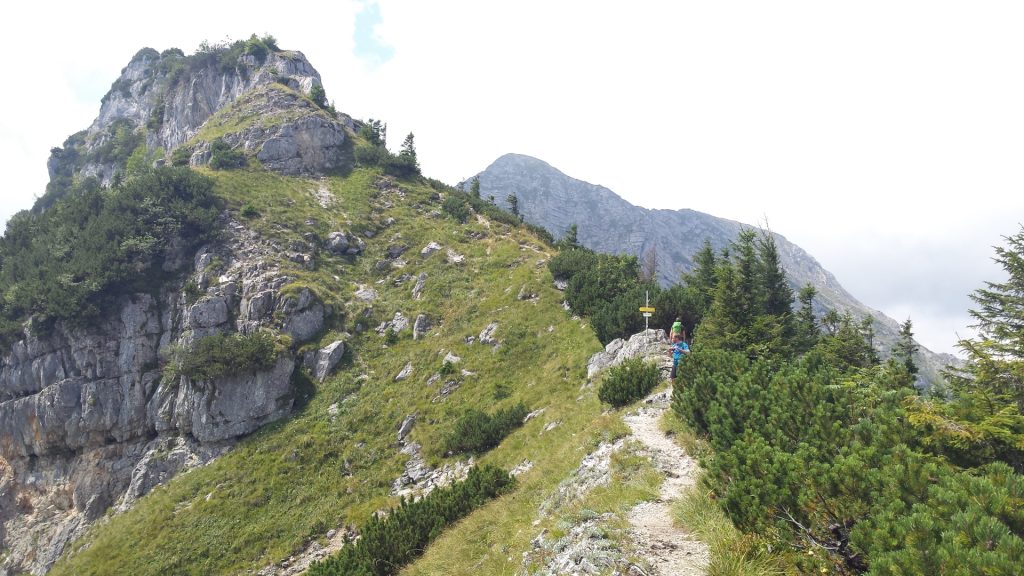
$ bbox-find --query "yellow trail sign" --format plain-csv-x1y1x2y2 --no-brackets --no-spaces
639,307,656,313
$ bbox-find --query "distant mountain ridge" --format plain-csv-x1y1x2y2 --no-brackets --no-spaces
467,153,955,382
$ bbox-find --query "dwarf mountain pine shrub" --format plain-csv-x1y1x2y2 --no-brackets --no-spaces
307,464,515,576
443,402,529,455
209,138,247,169
598,357,660,407
163,331,278,382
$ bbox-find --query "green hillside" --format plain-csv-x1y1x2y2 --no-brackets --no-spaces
45,164,629,575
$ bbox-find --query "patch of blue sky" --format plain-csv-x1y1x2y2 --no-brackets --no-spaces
353,1,394,68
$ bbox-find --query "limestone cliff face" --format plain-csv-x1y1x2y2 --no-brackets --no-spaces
0,216,335,574
469,153,954,383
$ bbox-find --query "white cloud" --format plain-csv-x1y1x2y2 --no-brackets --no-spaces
3,1,1021,356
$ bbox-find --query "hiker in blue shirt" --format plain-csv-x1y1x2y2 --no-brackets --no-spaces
669,332,690,381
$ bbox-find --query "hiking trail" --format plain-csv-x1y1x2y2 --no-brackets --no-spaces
622,388,709,575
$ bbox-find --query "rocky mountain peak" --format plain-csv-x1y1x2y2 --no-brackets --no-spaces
46,38,352,192
469,153,953,386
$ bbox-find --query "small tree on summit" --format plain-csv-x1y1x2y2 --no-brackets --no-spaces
506,193,520,220
309,84,327,108
400,132,417,162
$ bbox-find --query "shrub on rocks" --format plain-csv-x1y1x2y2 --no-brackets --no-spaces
598,357,660,407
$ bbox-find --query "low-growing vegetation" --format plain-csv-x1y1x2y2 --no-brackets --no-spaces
443,402,529,455
548,244,701,344
0,166,220,343
670,225,1024,574
598,357,660,407
307,464,515,576
162,331,279,382
208,138,247,170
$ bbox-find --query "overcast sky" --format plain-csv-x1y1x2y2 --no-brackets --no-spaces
2,1,1022,356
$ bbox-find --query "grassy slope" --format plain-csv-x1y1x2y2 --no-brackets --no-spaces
49,166,625,575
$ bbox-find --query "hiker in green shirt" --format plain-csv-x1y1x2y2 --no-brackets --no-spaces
670,317,683,340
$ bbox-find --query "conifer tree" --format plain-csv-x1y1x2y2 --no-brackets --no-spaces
682,239,718,315
910,226,1024,471
757,229,793,319
470,176,481,199
506,193,520,220
561,223,580,249
894,317,919,375
734,229,759,328
795,284,819,354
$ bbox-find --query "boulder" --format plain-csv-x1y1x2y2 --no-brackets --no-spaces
420,241,442,257
325,231,349,254
413,314,432,340
397,414,416,443
395,362,414,382
314,340,346,382
479,322,499,345
412,273,427,300
586,329,671,380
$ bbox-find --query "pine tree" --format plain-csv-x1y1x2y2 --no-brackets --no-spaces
894,317,919,375
795,284,819,354
470,177,481,199
910,225,1024,471
682,239,718,315
756,229,793,319
400,132,417,161
506,193,520,220
560,223,580,249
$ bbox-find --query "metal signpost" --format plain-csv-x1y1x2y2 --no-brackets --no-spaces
639,290,655,332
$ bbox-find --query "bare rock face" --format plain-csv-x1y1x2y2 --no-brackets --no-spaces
587,329,670,380
0,220,326,575
313,340,346,382
253,115,349,176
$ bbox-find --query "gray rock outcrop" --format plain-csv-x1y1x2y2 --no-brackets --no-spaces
586,329,671,380
479,322,499,345
413,314,432,340
313,340,346,382
0,219,327,575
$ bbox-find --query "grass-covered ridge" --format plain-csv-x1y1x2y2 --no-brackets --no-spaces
48,166,612,575
189,83,334,145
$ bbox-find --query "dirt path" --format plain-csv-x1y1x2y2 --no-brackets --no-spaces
622,389,709,576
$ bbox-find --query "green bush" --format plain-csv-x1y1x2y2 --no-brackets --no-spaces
170,146,192,167
90,118,144,165
240,204,260,219
441,195,471,223
0,166,220,330
209,138,246,170
354,144,390,167
598,357,660,407
163,331,278,382
307,464,515,576
443,402,529,455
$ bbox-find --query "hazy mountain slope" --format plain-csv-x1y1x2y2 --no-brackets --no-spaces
467,153,955,383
